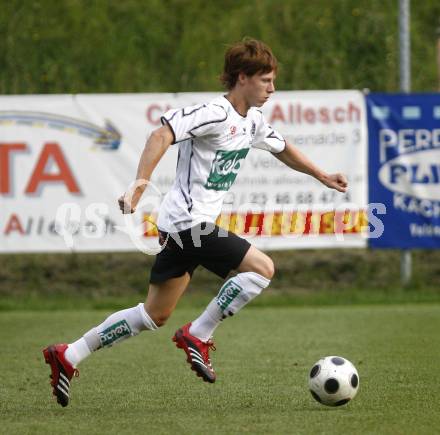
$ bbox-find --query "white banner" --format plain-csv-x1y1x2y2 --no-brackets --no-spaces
0,91,367,253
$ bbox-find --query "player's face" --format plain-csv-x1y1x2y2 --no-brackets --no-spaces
243,70,276,107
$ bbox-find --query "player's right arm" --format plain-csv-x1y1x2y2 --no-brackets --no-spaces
118,124,174,214
119,102,225,213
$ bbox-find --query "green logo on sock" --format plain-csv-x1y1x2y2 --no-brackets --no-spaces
216,281,242,311
99,320,132,347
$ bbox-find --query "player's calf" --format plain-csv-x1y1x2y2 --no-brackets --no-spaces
190,271,271,341
174,271,271,382
43,303,158,407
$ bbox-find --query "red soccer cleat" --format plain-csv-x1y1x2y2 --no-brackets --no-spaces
172,323,216,383
43,344,79,407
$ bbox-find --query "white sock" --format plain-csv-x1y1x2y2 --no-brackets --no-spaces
64,337,91,368
65,303,157,367
190,272,270,342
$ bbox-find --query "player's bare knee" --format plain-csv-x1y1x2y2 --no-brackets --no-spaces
250,256,275,280
260,257,275,280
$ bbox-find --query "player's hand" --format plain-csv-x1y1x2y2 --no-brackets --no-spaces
118,181,148,214
321,173,348,193
118,194,136,214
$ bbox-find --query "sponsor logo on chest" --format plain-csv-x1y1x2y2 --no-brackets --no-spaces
205,148,250,191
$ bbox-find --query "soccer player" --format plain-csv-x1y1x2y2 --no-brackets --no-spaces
43,38,347,407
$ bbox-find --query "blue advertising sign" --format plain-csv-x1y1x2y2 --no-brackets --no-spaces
367,93,440,248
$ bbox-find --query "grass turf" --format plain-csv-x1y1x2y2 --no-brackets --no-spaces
1,305,439,434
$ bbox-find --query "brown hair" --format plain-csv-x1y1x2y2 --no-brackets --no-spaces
220,38,278,90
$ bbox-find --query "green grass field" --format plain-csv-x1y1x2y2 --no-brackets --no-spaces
1,304,439,434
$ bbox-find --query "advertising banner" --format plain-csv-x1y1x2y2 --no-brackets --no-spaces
0,91,367,253
367,93,440,248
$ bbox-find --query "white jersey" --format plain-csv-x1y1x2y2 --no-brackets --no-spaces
157,95,285,232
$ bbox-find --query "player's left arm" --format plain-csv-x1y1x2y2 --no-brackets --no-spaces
273,141,348,192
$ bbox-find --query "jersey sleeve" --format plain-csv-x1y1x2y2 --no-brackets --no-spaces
252,112,286,153
160,103,227,144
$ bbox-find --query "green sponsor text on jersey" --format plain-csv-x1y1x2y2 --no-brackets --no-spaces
204,148,250,191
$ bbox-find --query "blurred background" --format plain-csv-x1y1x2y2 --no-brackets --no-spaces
1,0,440,309
1,0,440,94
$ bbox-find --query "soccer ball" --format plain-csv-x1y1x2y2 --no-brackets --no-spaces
308,356,359,406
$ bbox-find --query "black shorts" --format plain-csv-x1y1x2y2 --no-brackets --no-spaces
149,222,251,284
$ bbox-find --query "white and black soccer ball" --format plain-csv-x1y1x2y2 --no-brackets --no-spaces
308,356,359,407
